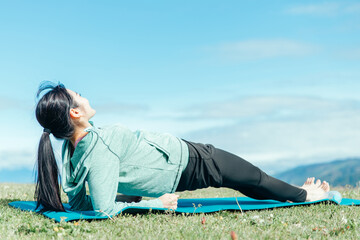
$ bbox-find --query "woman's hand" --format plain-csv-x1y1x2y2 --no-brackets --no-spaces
159,193,179,209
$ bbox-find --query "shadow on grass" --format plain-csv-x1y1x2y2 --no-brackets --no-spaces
0,198,21,206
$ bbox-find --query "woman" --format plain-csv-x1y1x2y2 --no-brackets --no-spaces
35,82,330,215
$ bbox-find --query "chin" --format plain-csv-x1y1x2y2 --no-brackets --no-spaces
91,109,96,118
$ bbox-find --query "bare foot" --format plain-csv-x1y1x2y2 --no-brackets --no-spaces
300,177,330,202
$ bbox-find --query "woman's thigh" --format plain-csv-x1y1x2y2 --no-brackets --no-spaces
212,147,262,189
176,140,222,191
177,140,261,191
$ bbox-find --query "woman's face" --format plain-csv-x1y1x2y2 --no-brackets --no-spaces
67,89,96,121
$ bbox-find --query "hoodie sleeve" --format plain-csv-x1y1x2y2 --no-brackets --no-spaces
86,149,164,216
66,182,94,211
61,140,93,211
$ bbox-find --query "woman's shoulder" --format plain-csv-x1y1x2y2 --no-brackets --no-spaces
84,122,128,135
87,123,136,145
96,123,133,136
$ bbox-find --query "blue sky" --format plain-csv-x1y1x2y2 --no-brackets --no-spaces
0,1,360,182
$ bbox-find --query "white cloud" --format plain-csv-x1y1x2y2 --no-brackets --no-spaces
0,151,35,170
214,39,318,61
0,135,64,172
181,96,360,173
285,2,360,16
93,102,149,114
178,96,359,120
285,2,340,16
0,96,30,110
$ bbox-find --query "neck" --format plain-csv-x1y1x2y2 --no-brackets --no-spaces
70,121,91,147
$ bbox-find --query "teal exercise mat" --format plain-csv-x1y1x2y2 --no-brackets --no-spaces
8,191,360,223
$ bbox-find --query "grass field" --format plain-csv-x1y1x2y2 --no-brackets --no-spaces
1,184,360,239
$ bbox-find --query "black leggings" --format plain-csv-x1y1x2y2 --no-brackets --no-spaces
176,140,307,202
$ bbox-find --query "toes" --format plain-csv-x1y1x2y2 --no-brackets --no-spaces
307,177,311,184
310,177,315,184
320,181,330,192
303,178,310,186
320,181,326,191
324,181,330,192
315,179,321,186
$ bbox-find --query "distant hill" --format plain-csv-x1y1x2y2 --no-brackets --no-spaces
274,158,360,187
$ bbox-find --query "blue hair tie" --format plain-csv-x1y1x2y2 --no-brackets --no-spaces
43,128,51,134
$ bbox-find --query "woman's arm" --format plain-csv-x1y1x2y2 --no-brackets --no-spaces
115,194,179,209
87,156,165,216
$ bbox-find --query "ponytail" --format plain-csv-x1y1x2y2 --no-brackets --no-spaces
34,81,78,212
35,131,65,212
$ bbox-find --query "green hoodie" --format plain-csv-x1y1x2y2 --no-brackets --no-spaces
61,123,189,216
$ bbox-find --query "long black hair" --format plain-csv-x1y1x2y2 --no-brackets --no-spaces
35,81,78,212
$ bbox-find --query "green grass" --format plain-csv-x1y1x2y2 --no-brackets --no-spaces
1,184,360,239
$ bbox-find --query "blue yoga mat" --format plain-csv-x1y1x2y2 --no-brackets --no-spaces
8,191,360,223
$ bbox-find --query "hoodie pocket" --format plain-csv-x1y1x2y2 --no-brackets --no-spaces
143,137,171,159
